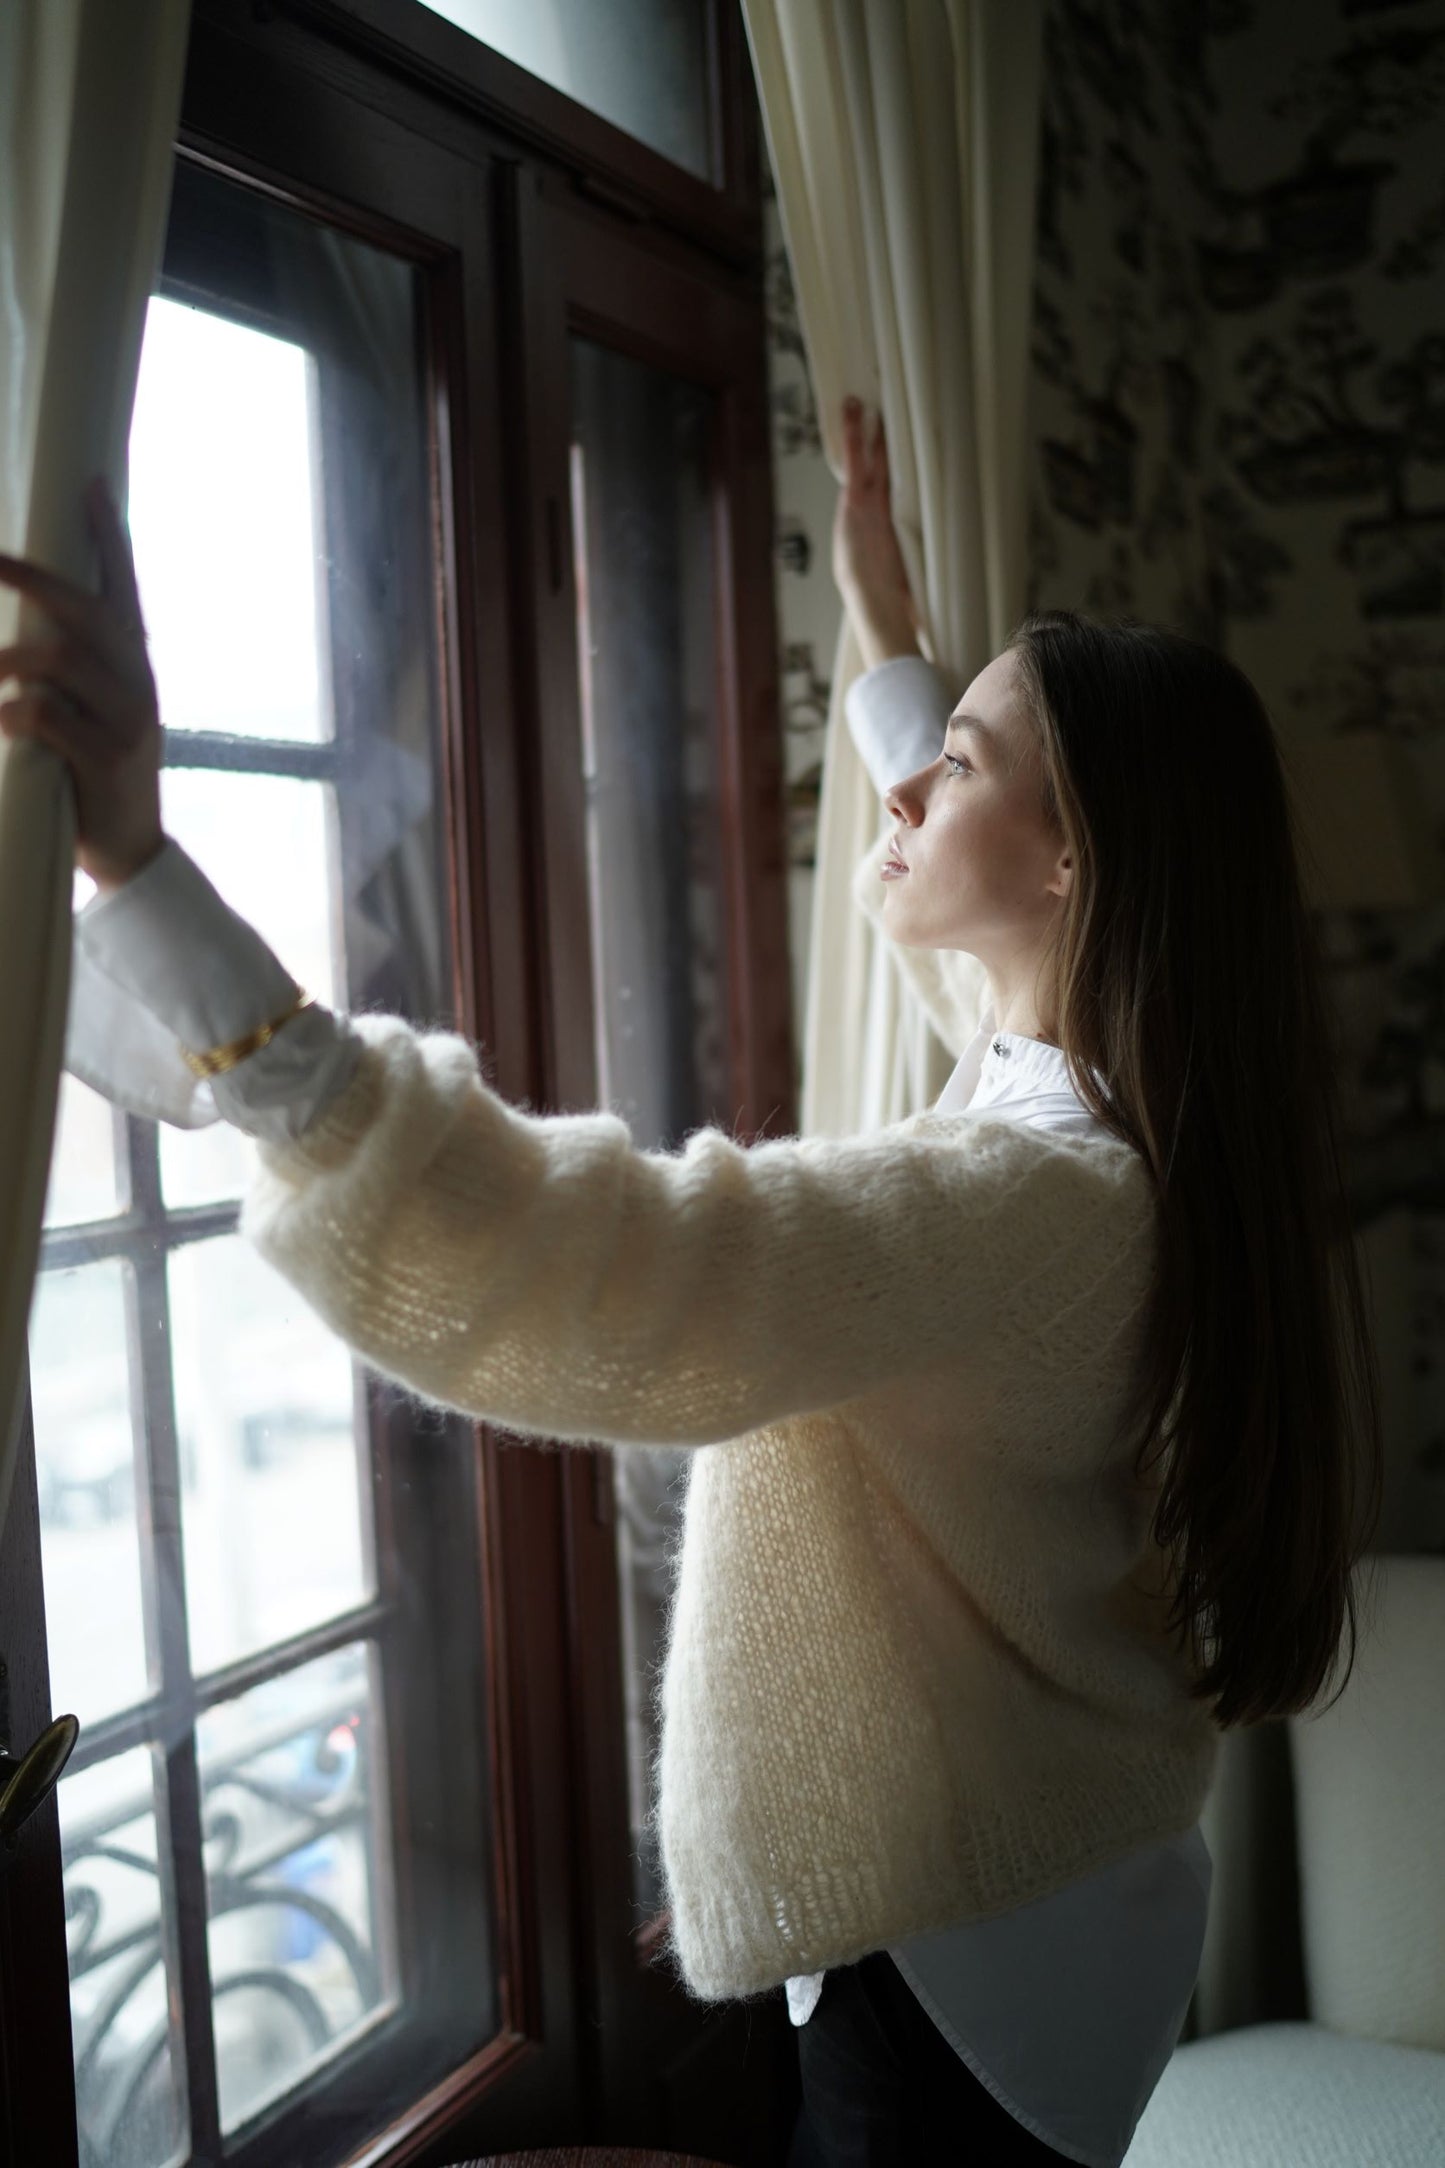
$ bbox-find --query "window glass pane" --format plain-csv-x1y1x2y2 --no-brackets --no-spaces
130,297,327,742
158,770,341,1007
569,337,730,1918
196,1642,393,2133
29,1261,151,1726
569,340,731,1146
60,1748,188,2168
38,157,496,2161
416,0,714,181
157,1114,254,1217
169,1234,369,1674
42,1071,122,1228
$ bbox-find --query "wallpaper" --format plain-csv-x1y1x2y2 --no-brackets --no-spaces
760,0,1445,1550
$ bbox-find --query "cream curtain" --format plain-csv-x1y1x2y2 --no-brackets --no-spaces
741,0,1045,1137
0,0,191,1542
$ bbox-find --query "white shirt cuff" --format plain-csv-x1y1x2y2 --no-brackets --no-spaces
64,836,363,1142
843,654,955,797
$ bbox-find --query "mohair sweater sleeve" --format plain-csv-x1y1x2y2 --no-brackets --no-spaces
241,1012,1133,1451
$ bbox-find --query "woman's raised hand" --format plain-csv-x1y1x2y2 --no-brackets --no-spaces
831,396,922,668
0,479,165,892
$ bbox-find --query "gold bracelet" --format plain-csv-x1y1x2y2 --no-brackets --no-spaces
180,988,315,1079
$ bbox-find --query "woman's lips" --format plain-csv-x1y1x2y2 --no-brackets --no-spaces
881,833,908,880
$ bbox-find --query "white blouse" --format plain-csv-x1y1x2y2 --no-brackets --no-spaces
58,652,1211,2168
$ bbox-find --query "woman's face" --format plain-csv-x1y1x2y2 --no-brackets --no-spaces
879,647,1072,960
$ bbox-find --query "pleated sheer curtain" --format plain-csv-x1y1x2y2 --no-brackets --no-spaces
0,0,191,1543
740,0,1044,1138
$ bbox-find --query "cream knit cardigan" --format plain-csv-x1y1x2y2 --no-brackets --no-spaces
240,1010,1220,2004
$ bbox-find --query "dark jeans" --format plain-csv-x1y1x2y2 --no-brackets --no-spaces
786,1950,1072,2167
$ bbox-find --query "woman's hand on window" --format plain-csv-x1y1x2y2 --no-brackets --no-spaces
831,396,922,669
0,478,165,892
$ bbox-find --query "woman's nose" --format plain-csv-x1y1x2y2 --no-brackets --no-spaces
885,771,927,825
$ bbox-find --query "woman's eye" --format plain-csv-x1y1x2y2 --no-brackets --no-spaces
944,753,971,778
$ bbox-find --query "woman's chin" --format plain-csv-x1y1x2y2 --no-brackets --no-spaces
881,904,926,947
881,903,954,952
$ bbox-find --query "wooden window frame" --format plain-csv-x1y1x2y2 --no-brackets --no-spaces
508,162,795,2151
0,4,801,2163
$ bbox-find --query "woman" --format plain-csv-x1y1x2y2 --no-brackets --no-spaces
0,400,1381,2168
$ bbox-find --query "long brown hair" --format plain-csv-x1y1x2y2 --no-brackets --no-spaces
1006,608,1383,1730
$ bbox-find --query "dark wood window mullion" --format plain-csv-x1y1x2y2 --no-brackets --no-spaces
42,1202,240,1276
67,1596,396,1777
160,732,338,784
120,1110,224,2161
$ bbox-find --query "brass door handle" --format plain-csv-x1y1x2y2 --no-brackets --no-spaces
0,1714,80,1850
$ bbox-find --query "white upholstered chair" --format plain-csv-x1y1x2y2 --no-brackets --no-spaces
1126,1555,1445,2165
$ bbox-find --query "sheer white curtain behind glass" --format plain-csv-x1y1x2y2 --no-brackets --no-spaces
0,0,191,1542
740,0,1044,1136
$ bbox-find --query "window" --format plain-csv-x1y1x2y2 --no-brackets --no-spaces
31,161,495,2168
4,6,797,2161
